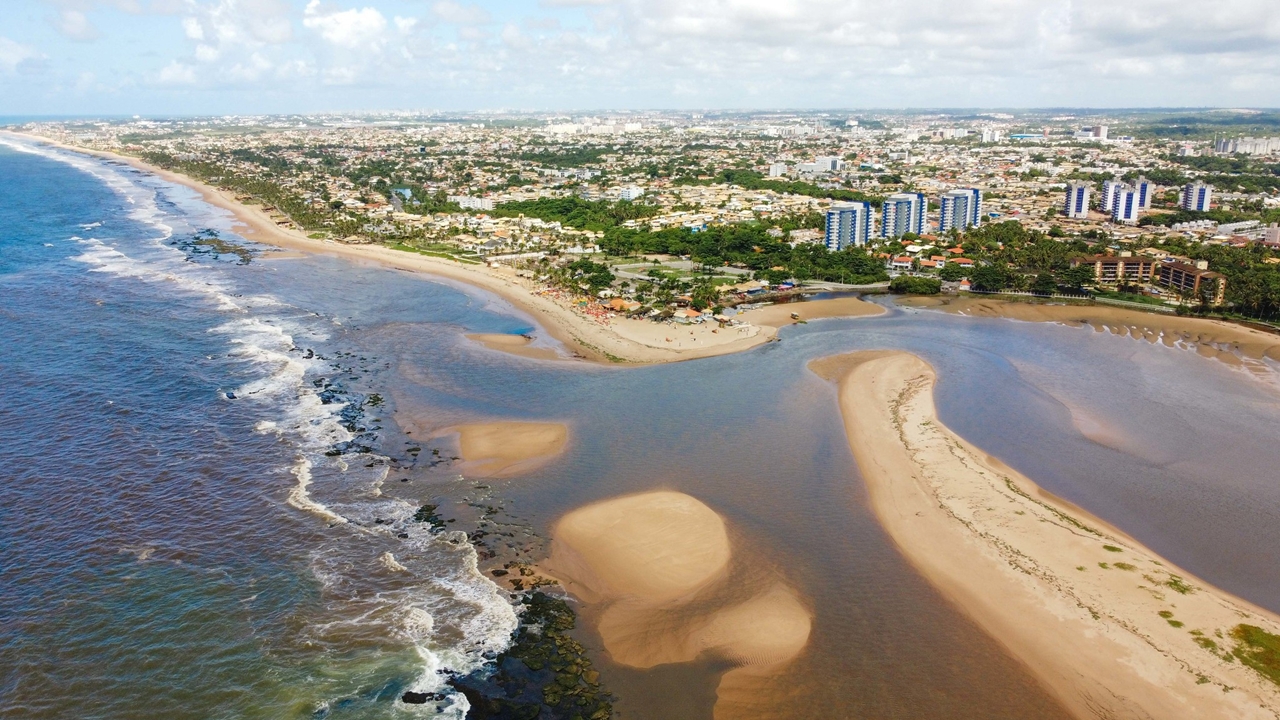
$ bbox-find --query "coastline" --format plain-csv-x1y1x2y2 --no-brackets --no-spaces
9,132,882,366
818,350,1280,719
899,296,1280,373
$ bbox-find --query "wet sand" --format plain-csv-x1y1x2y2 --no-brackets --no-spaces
900,296,1280,373
543,491,811,716
738,296,883,328
444,421,569,478
465,333,565,362
821,350,1280,719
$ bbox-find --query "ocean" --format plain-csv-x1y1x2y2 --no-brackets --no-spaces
4,135,1280,719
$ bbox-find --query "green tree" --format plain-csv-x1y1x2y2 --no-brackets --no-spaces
1032,272,1058,295
970,265,1011,291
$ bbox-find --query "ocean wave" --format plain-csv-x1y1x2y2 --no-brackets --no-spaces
4,133,519,715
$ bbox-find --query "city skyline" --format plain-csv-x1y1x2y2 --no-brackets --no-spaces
3,0,1280,115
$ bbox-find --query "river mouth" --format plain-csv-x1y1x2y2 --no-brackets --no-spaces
7,139,1280,718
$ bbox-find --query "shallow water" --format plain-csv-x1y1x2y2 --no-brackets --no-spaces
4,136,1280,718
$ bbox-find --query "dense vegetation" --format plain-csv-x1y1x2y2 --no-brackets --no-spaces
489,197,659,232
138,150,361,235
517,146,614,168
599,224,888,284
678,169,885,205
889,275,942,294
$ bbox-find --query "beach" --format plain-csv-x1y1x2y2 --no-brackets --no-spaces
818,350,1280,719
13,133,882,366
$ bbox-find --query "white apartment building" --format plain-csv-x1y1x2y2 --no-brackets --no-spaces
1181,182,1213,212
1102,179,1124,213
880,193,927,238
1064,182,1091,219
825,202,873,250
1112,185,1140,224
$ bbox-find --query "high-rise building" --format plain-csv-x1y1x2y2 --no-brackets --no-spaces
825,202,873,251
1064,182,1091,218
962,188,982,226
1093,125,1109,140
1181,182,1213,212
1134,176,1154,209
1102,179,1124,213
1112,184,1140,224
880,193,926,238
768,163,789,177
939,189,983,234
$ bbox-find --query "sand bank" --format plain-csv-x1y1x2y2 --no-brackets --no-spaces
543,491,811,715
901,296,1280,373
464,333,565,362
442,421,568,478
738,295,883,328
14,133,884,366
820,350,1280,719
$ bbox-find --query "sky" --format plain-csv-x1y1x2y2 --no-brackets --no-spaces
2,0,1280,115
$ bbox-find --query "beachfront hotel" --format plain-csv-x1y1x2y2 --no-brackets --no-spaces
1157,260,1226,305
1072,254,1157,285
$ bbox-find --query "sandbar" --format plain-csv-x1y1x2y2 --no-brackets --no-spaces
445,421,568,478
465,333,565,362
819,350,1280,719
737,295,883,328
544,490,811,715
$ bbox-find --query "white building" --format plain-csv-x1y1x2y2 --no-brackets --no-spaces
1214,137,1280,156
1134,176,1155,209
980,128,1004,143
619,186,645,201
825,202,873,250
448,195,495,211
880,193,927,238
1181,182,1213,212
1102,179,1124,213
1112,185,1140,224
1064,182,1091,219
939,189,982,234
768,163,789,178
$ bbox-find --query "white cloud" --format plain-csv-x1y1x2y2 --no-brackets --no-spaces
53,9,101,41
183,0,294,50
303,1,389,50
0,38,41,75
432,1,490,25
156,60,197,84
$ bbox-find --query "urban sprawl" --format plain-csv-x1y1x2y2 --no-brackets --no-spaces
24,110,1280,322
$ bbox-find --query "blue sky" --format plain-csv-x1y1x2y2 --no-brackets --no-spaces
3,0,1280,115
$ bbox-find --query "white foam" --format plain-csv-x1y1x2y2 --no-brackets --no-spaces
286,457,347,525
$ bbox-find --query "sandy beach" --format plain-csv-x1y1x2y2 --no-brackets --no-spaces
13,132,882,366
543,490,811,717
818,350,1280,719
900,296,1280,373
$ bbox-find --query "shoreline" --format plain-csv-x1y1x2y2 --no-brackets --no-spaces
899,296,1280,375
819,350,1280,719
8,131,882,366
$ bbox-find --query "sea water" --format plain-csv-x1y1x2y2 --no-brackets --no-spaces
0,138,518,719
4,136,1280,719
